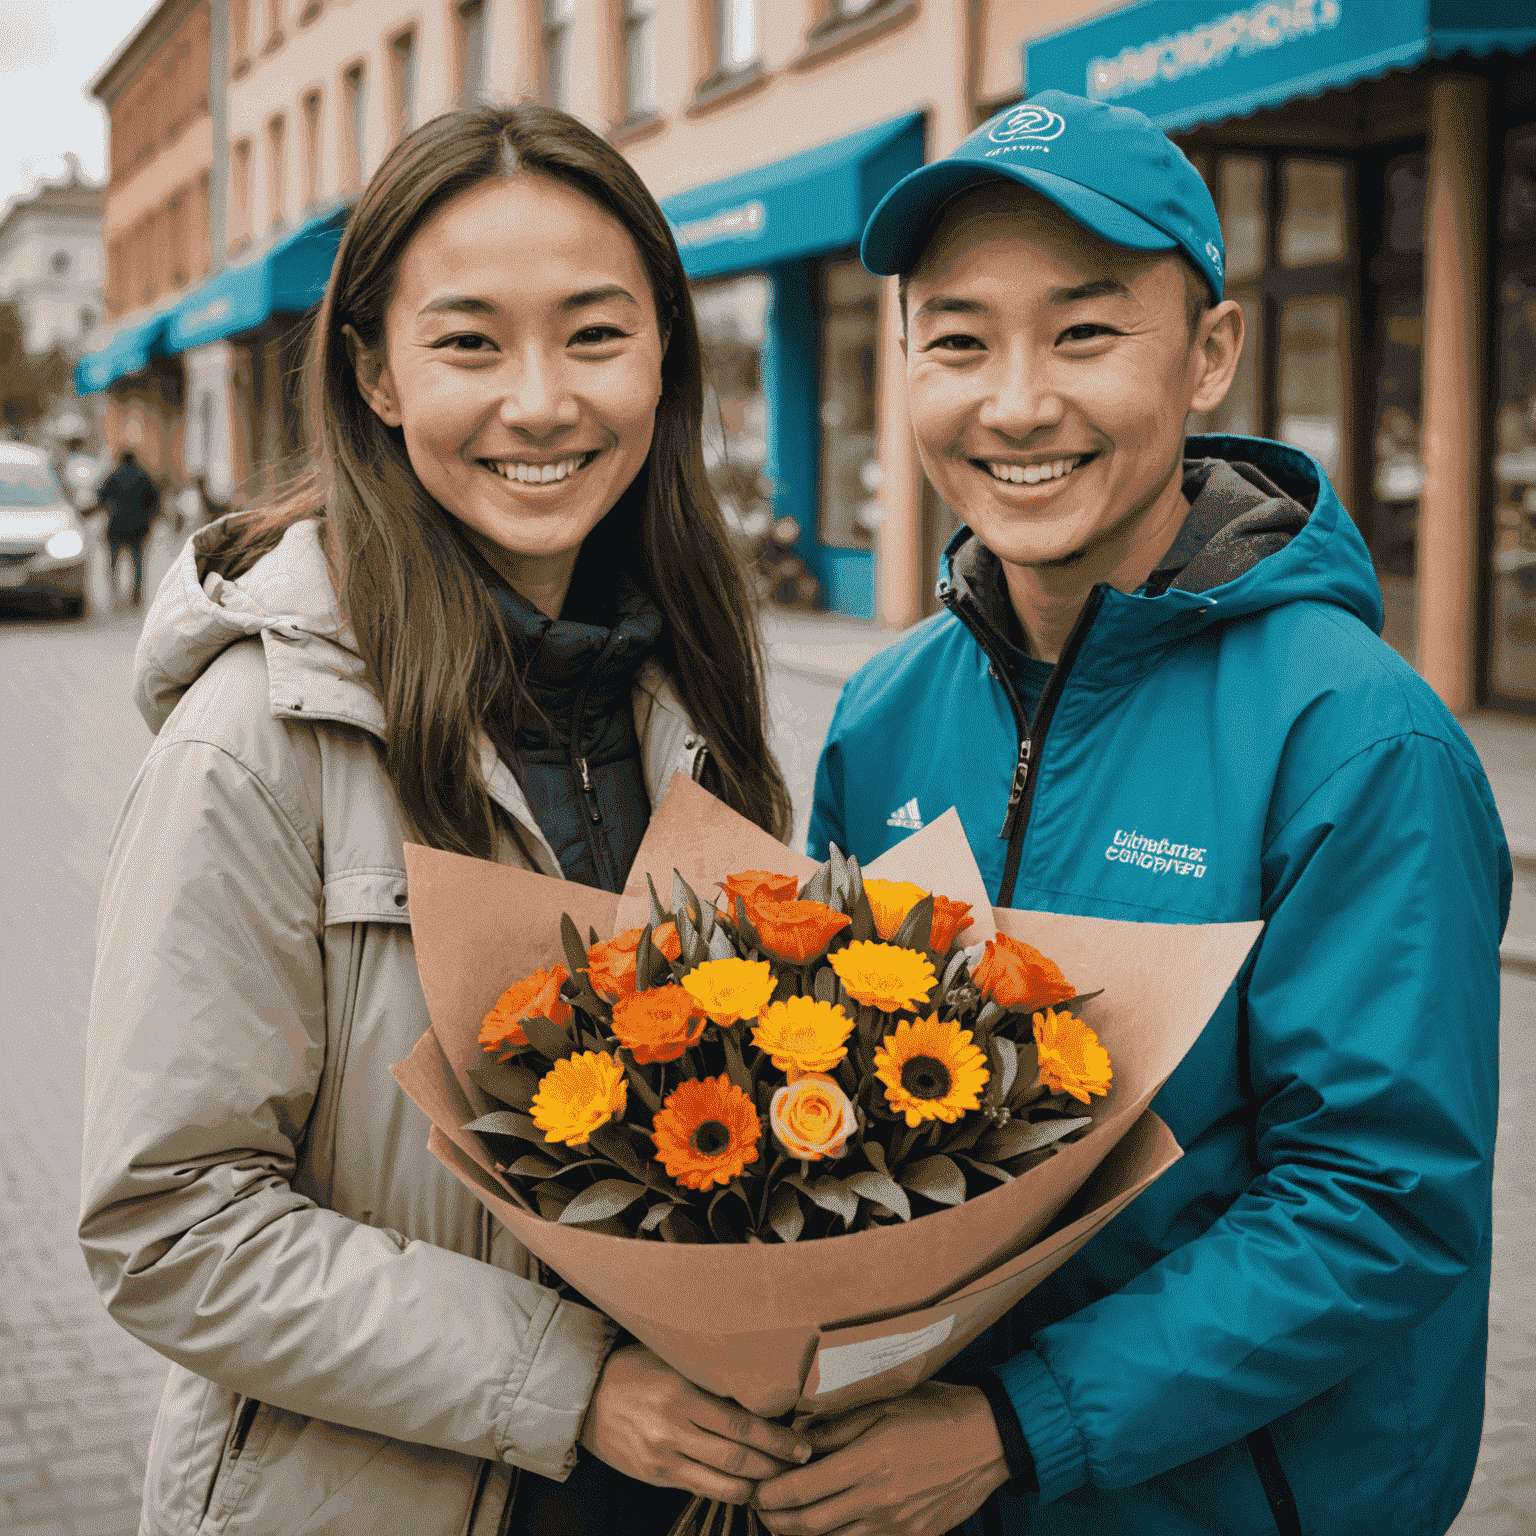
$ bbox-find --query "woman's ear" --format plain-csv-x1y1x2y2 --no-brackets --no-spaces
344,323,402,427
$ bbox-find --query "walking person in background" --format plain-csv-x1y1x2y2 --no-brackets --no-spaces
96,448,159,606
79,104,804,1536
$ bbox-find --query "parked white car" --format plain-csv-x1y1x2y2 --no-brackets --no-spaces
0,443,89,617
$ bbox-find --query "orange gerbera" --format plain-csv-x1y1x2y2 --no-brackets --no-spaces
652,1074,761,1190
585,922,682,1002
751,995,854,1077
748,899,851,964
1033,1007,1113,1104
722,869,801,915
479,965,571,1057
829,940,936,1013
530,1051,628,1145
611,984,707,1065
874,1014,989,1127
863,880,974,954
681,957,777,1024
972,933,1073,1012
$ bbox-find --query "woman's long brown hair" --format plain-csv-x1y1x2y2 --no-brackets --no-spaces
215,103,791,856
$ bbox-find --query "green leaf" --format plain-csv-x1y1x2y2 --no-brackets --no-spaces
618,1051,661,1114
557,1179,647,1225
469,1061,540,1111
842,1170,911,1221
636,923,656,992
719,1024,753,1095
846,886,875,945
956,1154,1014,1184
985,1036,1018,1109
639,1200,677,1233
561,913,591,983
1006,1045,1043,1107
800,861,832,907
813,965,838,1004
975,999,1005,1034
862,1140,890,1176
588,1124,650,1181
659,1205,705,1243
520,1012,577,1062
507,1152,563,1179
733,895,765,956
707,1182,751,1242
940,948,970,994
768,1182,805,1242
891,894,935,954
977,1116,1092,1161
646,873,669,931
707,923,737,962
465,1110,545,1143
786,1173,859,1228
828,844,850,910
535,1189,571,1222
844,855,865,917
900,1154,967,1206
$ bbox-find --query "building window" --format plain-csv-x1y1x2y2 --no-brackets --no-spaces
267,113,287,230
80,307,96,335
718,0,757,72
622,1,656,121
457,0,487,106
302,89,322,208
818,255,881,551
391,28,419,136
343,63,366,187
231,0,250,66
51,251,70,276
169,189,189,287
196,170,212,277
544,0,574,111
232,137,253,247
264,0,284,50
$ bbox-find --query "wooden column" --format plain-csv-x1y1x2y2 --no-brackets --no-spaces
875,276,925,629
1417,75,1488,711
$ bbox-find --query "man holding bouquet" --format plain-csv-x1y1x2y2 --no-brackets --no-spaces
762,92,1510,1536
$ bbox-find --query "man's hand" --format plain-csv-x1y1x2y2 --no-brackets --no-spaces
579,1343,812,1504
753,1381,1010,1535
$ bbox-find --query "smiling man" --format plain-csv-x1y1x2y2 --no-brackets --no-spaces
771,93,1512,1536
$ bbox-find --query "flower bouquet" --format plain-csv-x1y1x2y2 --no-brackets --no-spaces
392,775,1260,1528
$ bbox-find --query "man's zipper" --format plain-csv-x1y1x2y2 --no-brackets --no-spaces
940,581,1105,909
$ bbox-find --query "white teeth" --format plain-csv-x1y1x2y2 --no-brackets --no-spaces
987,456,1083,486
489,454,590,483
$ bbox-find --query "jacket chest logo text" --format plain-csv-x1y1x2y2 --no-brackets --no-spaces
1105,829,1207,878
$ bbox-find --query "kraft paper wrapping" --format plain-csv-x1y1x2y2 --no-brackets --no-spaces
393,777,1261,1417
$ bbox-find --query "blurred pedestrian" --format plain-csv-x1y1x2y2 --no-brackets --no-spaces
96,449,159,605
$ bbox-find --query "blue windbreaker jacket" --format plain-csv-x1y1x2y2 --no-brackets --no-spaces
807,437,1510,1536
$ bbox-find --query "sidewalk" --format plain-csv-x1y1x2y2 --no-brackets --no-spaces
759,606,1536,974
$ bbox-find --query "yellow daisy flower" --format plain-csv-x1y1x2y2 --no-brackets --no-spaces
529,1051,628,1146
829,940,937,1013
1034,1007,1113,1104
681,957,778,1025
751,995,855,1077
874,1014,990,1127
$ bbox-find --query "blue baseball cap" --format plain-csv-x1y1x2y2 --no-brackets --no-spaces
860,91,1224,300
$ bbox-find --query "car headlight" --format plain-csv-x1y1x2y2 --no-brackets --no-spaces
45,528,84,560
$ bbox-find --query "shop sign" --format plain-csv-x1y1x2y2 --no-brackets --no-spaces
674,200,767,253
1087,0,1342,103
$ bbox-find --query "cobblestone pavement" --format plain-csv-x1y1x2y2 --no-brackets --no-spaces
0,561,1530,1533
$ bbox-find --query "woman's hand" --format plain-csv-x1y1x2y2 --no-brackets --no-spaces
579,1343,813,1503
753,1381,1010,1535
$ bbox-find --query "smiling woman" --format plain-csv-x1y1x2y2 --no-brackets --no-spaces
80,103,801,1536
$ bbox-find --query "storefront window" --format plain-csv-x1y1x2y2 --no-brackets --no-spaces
1278,161,1347,268
818,257,880,550
1488,123,1536,707
1277,296,1347,482
1219,157,1267,282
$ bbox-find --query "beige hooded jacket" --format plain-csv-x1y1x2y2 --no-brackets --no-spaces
79,518,714,1536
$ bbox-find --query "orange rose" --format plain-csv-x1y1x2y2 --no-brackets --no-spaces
747,899,851,965
723,870,802,914
479,965,571,1057
971,933,1073,1011
864,880,973,954
611,984,707,1064
770,1072,856,1161
930,896,975,954
585,922,682,1002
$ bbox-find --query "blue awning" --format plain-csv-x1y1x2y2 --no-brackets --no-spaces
74,310,173,396
1024,0,1536,134
165,203,350,353
662,112,926,279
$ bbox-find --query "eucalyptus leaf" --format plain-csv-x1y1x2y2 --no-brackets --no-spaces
619,1052,662,1114
975,999,1005,1034
707,923,738,962
813,966,838,1004
988,1037,1018,1105
767,1182,805,1243
891,894,935,954
900,1154,967,1206
845,855,865,915
847,887,875,945
464,1110,545,1143
469,1061,540,1111
507,1152,563,1179
977,1116,1091,1161
800,862,832,907
660,1206,705,1243
956,1154,1014,1184
645,873,669,931
941,949,970,995
842,1170,911,1220
733,896,765,957
828,844,849,910
672,871,703,928
719,1025,753,1095
639,1201,677,1233
636,924,656,992
786,1174,859,1228
707,1184,749,1243
561,913,591,985
862,1140,889,1176
557,1179,647,1225
588,1124,649,1181
535,1190,570,1222
521,1012,576,1062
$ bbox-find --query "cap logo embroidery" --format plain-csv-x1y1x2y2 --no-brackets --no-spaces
988,106,1066,145
1205,241,1224,275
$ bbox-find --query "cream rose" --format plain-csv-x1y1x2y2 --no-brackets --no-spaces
769,1072,856,1161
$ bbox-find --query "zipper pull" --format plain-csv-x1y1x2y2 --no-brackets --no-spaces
577,756,602,824
1000,737,1031,840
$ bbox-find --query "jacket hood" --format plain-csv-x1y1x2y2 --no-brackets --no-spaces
133,515,377,737
942,436,1385,668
